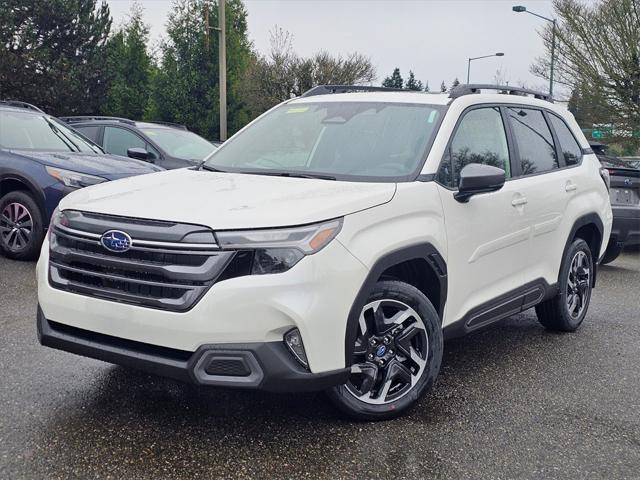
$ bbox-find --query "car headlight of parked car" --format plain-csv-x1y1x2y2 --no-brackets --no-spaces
45,166,107,189
216,218,343,274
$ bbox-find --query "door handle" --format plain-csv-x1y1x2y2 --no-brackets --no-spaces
511,196,528,207
565,181,577,192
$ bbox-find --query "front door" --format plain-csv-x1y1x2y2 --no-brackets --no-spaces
436,106,528,328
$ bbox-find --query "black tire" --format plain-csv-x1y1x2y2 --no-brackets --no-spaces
600,241,623,265
535,238,593,332
328,280,443,421
0,190,45,261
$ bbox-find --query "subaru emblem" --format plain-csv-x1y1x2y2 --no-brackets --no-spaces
376,345,387,357
100,230,132,253
624,178,632,186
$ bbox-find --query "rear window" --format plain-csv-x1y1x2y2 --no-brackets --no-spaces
549,114,582,166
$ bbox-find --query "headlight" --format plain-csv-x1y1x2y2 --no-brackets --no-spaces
45,166,107,189
217,218,342,275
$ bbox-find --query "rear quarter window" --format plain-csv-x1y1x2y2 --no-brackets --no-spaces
548,114,582,166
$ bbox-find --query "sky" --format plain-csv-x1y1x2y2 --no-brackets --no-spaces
105,0,566,96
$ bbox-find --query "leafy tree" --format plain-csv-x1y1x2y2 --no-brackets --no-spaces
148,0,253,140
440,81,447,93
405,71,424,91
532,0,640,151
382,68,404,88
103,3,153,119
0,0,112,114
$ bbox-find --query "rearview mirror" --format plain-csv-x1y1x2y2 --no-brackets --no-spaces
127,147,152,162
454,163,506,203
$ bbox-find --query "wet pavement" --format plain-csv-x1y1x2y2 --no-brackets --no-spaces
1,251,639,479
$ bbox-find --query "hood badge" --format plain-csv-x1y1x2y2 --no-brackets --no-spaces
101,230,132,253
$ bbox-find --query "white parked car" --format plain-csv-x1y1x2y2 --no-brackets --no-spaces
37,84,612,420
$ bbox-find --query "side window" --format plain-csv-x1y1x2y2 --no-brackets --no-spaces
103,127,146,157
506,108,558,175
549,114,582,166
437,107,511,188
75,125,100,143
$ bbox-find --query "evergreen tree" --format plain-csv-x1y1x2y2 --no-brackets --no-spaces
424,81,430,93
148,0,253,140
405,71,424,91
440,81,447,93
451,77,460,90
103,3,153,119
0,0,112,114
382,68,403,89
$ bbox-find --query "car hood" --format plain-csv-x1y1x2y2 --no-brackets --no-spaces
59,168,396,229
9,150,162,179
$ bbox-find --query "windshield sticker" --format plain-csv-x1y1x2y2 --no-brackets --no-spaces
427,110,438,123
287,107,309,114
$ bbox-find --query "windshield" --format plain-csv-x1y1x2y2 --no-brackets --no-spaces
140,127,216,161
0,110,102,153
203,102,445,181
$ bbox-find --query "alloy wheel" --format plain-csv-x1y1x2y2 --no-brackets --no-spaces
566,250,591,319
0,202,33,252
346,299,429,405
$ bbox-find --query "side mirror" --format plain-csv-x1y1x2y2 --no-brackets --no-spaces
127,147,152,162
454,163,506,203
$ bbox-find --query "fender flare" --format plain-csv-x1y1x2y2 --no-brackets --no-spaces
562,213,604,287
0,172,47,221
343,243,447,362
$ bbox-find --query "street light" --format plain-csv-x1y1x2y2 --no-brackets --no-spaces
467,53,505,84
512,5,557,98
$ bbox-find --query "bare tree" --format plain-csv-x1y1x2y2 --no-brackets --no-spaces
241,26,376,115
532,0,640,148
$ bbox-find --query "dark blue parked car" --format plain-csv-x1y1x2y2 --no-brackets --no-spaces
0,101,163,260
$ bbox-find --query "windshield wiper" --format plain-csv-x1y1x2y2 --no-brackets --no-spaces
251,171,337,181
281,172,336,180
200,163,228,173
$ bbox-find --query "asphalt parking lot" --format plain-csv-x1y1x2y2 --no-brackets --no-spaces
1,251,639,479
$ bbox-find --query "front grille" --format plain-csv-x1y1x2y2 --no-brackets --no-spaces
49,211,234,312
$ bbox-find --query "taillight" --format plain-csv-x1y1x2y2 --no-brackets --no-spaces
599,167,611,191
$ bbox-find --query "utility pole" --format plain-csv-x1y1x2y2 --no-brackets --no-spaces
218,0,227,141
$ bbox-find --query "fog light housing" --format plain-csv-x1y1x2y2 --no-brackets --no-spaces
284,328,309,369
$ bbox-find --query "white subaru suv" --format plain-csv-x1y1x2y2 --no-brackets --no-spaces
37,85,612,420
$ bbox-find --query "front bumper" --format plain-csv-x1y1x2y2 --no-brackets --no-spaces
610,205,640,247
37,307,349,392
37,235,368,375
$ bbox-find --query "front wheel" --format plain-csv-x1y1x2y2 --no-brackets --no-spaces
328,280,443,421
0,191,45,261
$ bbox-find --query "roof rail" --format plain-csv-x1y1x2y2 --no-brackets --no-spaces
145,121,188,130
301,85,406,98
0,100,45,113
58,116,136,126
449,84,553,102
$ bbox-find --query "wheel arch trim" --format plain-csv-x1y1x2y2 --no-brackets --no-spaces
562,212,604,287
343,243,447,363
0,172,47,224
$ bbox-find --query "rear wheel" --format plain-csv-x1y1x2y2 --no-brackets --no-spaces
328,280,442,421
600,241,623,265
0,191,44,261
535,238,593,332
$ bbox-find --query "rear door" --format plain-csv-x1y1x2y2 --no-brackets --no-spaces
503,107,577,286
